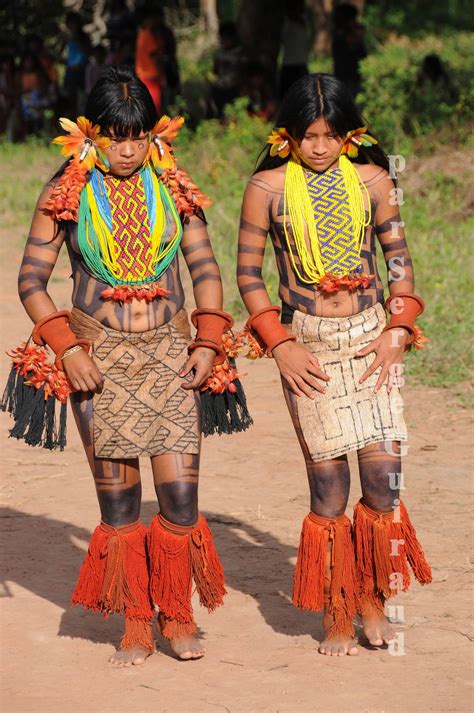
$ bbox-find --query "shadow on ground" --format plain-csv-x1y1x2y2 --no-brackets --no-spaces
1,503,323,648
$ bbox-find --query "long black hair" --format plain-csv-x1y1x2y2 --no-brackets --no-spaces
85,64,157,136
255,73,390,174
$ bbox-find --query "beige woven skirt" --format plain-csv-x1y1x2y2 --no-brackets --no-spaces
289,303,407,462
70,308,200,459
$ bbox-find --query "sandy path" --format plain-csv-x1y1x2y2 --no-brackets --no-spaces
1,236,472,713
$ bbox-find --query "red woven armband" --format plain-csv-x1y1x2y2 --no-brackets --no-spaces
384,293,425,345
245,305,296,354
188,308,234,358
32,310,90,369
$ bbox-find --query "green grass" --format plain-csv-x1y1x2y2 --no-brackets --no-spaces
1,104,472,390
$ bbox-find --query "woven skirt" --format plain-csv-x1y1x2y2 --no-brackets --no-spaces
289,303,407,462
70,308,200,459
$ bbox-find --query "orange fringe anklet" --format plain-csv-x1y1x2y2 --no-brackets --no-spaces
353,499,432,613
120,618,155,652
71,520,154,621
147,513,226,639
292,512,357,639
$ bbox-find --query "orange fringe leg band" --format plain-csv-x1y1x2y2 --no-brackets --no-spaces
147,513,226,639
292,512,357,639
71,521,154,623
353,499,432,614
120,618,155,653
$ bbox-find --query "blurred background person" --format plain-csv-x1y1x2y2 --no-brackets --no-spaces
106,0,137,67
18,52,50,136
135,10,168,114
332,3,367,98
279,0,310,99
242,61,276,121
0,53,21,141
63,11,90,116
416,53,459,104
85,45,108,98
207,21,246,119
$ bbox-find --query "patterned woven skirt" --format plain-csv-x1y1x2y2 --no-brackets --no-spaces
70,308,200,459
288,303,407,462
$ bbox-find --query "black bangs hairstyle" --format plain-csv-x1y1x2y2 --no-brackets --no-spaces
49,65,158,227
255,73,391,175
85,64,158,137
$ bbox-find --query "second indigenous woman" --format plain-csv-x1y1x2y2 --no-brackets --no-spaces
238,74,431,656
17,66,231,666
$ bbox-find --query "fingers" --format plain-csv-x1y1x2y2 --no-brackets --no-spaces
181,366,211,390
65,366,103,393
282,371,326,398
307,363,330,382
359,355,383,384
179,357,194,379
284,375,304,398
179,356,203,390
374,365,389,393
356,341,378,358
306,354,330,381
294,375,317,399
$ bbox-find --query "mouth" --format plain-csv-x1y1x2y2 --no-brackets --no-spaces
118,162,135,170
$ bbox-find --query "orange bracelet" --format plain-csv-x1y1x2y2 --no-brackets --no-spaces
32,310,90,370
246,305,296,354
384,293,425,344
189,308,234,359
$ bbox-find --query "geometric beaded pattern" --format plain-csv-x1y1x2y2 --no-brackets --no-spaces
305,168,361,275
105,172,155,282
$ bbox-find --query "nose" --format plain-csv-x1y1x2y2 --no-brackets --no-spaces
119,140,135,158
313,138,328,156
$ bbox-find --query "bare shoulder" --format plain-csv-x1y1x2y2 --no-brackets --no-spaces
354,162,392,190
247,164,286,195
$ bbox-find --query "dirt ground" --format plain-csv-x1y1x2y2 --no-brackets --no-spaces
1,237,473,713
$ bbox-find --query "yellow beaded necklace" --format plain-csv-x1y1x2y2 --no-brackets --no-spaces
282,154,371,285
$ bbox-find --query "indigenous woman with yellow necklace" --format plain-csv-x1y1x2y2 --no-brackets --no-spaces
237,74,431,657
13,66,236,667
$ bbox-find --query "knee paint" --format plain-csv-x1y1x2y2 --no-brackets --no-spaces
155,480,198,526
97,482,142,527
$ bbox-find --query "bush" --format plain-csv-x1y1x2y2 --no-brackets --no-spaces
358,32,474,152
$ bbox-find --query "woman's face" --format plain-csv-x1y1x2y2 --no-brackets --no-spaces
298,117,345,172
103,129,149,177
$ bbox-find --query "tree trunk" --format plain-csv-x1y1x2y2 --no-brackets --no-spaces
200,0,219,37
307,0,366,55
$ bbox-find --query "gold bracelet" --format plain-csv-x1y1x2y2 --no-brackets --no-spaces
61,344,84,360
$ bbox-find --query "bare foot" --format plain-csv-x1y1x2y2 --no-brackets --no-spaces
361,608,396,646
170,635,206,661
318,612,358,657
108,646,152,668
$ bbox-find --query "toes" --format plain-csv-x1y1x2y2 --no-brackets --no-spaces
132,656,146,666
178,651,193,660
369,637,384,646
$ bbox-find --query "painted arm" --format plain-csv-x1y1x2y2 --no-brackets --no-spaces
180,213,224,389
237,175,329,398
18,183,64,322
18,182,102,392
358,170,416,391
